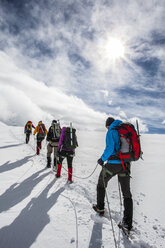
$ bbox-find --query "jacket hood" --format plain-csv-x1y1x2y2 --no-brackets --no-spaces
109,120,122,130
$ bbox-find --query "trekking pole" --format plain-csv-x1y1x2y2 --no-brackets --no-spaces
102,167,117,248
118,178,122,207
70,122,73,146
136,119,143,160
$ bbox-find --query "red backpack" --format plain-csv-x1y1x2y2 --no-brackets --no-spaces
114,121,142,169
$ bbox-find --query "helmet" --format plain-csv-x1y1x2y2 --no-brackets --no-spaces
38,121,42,125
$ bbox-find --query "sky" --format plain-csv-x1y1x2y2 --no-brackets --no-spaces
0,0,165,133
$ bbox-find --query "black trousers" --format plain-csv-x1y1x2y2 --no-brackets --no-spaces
26,133,30,144
97,162,133,226
58,150,74,168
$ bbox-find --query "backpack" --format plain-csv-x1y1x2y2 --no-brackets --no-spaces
109,121,142,168
116,121,142,163
62,127,78,150
53,122,61,140
38,124,46,139
26,122,32,133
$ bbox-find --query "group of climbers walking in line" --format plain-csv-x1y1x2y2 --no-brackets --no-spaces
24,116,141,232
24,119,78,184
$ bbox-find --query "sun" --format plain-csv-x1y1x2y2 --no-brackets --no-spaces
104,38,125,60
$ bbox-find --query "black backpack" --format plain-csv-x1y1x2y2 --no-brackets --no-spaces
62,127,78,150
50,122,61,142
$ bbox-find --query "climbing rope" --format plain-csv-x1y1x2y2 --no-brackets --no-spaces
61,163,98,180
61,194,79,248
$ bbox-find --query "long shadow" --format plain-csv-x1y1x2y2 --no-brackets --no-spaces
89,221,103,248
0,168,50,213
0,179,65,248
0,155,34,173
0,143,24,149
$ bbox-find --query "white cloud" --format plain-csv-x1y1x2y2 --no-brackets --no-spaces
0,0,164,132
0,51,107,130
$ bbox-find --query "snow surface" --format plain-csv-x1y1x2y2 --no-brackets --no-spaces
0,122,165,248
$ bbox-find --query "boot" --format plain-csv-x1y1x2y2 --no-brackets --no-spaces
47,157,51,168
56,164,62,178
36,146,40,155
68,167,73,183
93,204,104,216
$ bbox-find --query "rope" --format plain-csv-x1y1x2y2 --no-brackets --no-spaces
62,163,98,180
102,167,118,248
61,194,79,248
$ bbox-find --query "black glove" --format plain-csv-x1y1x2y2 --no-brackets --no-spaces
97,158,104,166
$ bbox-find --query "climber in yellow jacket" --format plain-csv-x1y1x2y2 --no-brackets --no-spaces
33,121,48,155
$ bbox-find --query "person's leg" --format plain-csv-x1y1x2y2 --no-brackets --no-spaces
26,134,28,144
53,146,58,168
66,154,73,181
97,163,123,210
97,168,112,210
56,152,65,177
47,143,52,168
118,168,133,230
36,138,41,155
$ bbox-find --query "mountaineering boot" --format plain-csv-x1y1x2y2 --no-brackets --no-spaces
47,157,51,168
92,204,104,216
68,167,73,183
56,164,62,178
36,146,40,155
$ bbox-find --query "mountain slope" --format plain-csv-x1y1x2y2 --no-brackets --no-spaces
0,122,165,248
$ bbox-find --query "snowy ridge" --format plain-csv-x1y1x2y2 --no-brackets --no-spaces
0,122,165,248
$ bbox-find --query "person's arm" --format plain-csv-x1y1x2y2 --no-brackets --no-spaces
33,126,38,135
101,130,116,161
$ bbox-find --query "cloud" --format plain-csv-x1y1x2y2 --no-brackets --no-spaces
0,0,164,133
0,51,107,130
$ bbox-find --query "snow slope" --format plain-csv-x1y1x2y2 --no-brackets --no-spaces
0,122,165,248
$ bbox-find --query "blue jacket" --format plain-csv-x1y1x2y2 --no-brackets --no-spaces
101,120,122,164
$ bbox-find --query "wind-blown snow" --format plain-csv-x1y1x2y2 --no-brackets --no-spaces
0,122,165,248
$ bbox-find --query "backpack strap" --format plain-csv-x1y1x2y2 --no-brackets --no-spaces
118,150,125,170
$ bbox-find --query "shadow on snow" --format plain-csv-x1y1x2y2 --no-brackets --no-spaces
0,178,65,248
0,168,50,213
0,155,34,173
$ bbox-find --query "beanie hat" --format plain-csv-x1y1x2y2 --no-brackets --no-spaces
52,120,57,125
105,117,115,127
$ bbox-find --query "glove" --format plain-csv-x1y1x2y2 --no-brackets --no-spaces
97,158,104,166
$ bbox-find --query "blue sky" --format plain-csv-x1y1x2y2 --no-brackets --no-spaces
0,0,165,133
